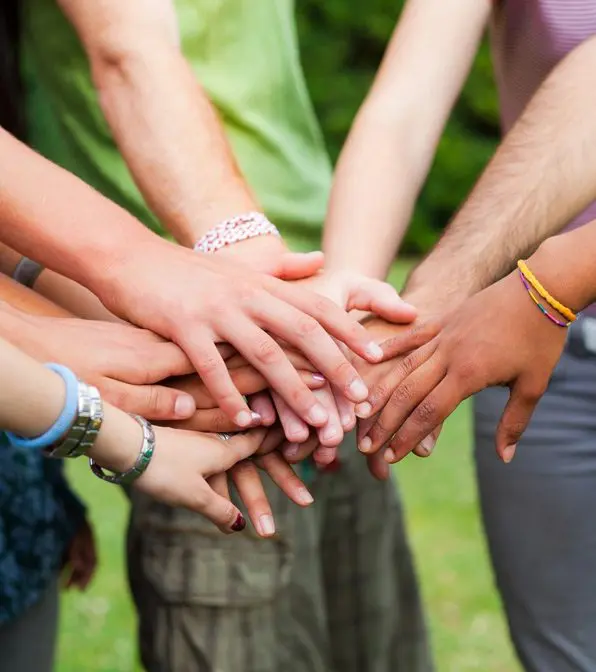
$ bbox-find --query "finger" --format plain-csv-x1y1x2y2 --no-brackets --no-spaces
167,368,320,411
347,279,417,324
413,423,443,458
249,392,277,426
226,350,319,374
495,378,545,463
312,384,343,449
108,341,195,383
218,317,329,427
272,251,325,280
385,377,460,463
378,319,443,361
251,298,370,404
177,331,255,427
282,432,319,463
256,426,286,455
204,428,269,473
356,342,437,447
230,461,276,537
193,480,246,534
364,356,446,455
100,378,197,421
366,451,390,481
271,391,310,443
263,276,386,363
253,453,314,506
332,386,356,431
208,472,231,501
167,408,240,433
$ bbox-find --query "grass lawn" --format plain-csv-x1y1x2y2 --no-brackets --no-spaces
57,261,521,671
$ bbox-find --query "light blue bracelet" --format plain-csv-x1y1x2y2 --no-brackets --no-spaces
6,363,80,450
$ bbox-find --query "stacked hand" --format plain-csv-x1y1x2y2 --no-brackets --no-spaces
354,270,568,466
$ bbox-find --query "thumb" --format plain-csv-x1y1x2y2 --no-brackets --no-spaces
272,251,325,280
194,481,246,534
495,380,544,463
101,379,196,421
348,278,417,323
205,428,268,473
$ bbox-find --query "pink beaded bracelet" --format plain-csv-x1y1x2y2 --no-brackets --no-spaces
193,212,280,254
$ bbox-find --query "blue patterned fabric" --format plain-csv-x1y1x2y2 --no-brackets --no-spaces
0,432,85,624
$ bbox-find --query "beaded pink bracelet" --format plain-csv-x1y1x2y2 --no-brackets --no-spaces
193,211,280,254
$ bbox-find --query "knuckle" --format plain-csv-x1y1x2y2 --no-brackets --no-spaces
254,339,282,365
389,382,413,407
295,316,320,338
503,419,526,440
197,356,220,377
413,398,439,426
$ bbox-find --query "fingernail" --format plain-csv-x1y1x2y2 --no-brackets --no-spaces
284,443,300,459
502,444,517,464
235,410,259,428
307,403,328,426
355,402,372,419
312,373,326,383
321,426,339,443
348,379,369,402
259,514,276,537
288,421,309,442
231,513,246,532
174,395,196,418
419,435,436,456
314,447,335,464
384,447,396,463
296,488,314,506
359,436,372,453
365,342,384,361
341,413,354,429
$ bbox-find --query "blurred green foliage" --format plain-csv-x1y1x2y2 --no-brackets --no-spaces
297,1,500,253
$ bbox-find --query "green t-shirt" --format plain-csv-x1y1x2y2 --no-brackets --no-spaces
21,0,332,250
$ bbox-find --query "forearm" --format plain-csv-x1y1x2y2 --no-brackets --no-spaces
77,7,256,247
406,35,596,303
0,274,69,318
0,128,168,298
527,223,596,314
323,0,490,279
0,334,141,473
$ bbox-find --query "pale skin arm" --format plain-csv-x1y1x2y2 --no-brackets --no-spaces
56,0,257,248
323,0,491,279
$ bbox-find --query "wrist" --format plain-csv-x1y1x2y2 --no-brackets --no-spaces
87,404,141,473
527,235,595,313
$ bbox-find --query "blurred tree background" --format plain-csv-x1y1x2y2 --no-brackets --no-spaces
297,0,500,254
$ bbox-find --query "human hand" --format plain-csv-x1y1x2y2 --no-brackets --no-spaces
15,313,196,420
208,435,314,538
165,368,326,434
63,519,97,591
361,270,568,464
101,241,385,429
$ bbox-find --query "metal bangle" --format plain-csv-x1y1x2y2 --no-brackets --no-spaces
68,385,103,458
44,381,93,459
89,414,155,486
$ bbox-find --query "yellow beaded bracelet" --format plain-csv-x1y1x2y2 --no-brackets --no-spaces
517,260,577,323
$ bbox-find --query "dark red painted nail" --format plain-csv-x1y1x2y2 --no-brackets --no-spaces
231,513,246,532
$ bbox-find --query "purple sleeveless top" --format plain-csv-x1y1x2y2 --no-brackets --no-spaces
491,0,596,234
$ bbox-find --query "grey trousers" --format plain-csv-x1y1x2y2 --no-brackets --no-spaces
0,578,59,672
474,317,596,672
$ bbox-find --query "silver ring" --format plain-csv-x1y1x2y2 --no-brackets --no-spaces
218,432,234,441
